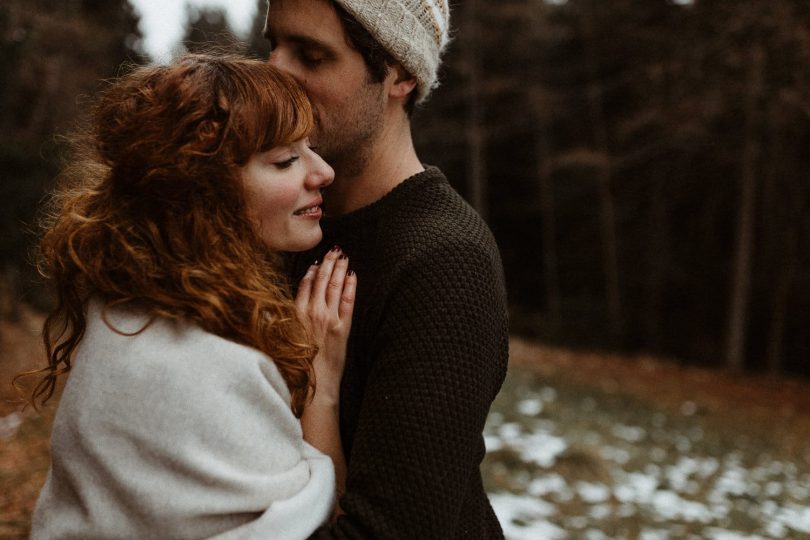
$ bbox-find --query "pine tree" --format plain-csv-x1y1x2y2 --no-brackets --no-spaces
181,6,238,54
0,0,145,313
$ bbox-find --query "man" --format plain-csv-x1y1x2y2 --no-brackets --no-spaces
265,1,509,537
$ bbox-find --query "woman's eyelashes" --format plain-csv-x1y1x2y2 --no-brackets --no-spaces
273,155,299,170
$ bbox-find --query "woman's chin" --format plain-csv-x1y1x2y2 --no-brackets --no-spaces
268,228,323,253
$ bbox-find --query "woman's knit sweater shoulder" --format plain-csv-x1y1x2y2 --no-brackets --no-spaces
31,302,334,540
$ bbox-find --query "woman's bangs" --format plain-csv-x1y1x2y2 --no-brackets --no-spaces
253,73,314,154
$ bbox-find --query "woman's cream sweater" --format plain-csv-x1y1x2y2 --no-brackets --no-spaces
31,302,334,539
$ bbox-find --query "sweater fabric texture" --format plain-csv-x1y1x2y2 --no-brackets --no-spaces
293,166,509,539
31,301,335,540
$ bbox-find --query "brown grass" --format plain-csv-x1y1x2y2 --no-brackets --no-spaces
509,336,810,461
0,309,52,538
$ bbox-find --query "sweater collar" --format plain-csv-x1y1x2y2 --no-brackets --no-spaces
320,166,445,228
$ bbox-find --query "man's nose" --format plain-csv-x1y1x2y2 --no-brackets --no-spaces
267,48,284,69
268,49,297,80
267,43,312,89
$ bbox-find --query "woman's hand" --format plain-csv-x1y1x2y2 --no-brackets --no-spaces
295,246,355,514
295,246,356,405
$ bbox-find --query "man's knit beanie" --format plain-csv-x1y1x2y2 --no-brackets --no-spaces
333,0,450,104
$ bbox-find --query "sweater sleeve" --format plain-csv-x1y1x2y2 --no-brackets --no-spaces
310,239,509,539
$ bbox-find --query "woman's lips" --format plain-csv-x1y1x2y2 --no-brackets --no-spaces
294,199,323,218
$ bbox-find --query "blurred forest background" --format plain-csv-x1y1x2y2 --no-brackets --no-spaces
1,0,809,379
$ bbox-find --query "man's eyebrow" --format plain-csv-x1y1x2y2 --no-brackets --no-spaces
263,29,336,54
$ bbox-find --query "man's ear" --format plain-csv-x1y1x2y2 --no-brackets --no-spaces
387,63,417,101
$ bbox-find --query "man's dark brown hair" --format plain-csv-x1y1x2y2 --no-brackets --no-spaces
332,2,417,113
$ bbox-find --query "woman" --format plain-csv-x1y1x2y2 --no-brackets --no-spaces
23,53,354,539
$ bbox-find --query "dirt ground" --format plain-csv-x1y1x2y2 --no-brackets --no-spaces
508,337,810,464
0,309,53,538
2,313,809,537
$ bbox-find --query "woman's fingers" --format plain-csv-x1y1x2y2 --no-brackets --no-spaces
295,262,318,312
312,246,341,305
339,271,357,323
325,253,349,310
298,246,355,331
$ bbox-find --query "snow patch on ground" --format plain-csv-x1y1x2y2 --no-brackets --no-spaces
483,374,810,539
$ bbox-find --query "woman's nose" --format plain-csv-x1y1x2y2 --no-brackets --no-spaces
307,152,334,189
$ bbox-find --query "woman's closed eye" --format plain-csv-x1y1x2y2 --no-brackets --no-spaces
274,155,299,170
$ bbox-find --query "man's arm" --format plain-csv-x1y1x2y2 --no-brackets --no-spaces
310,240,509,539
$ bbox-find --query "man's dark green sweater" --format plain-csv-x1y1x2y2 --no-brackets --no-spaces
297,167,508,539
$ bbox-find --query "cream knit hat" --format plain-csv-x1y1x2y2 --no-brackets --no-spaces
333,0,450,104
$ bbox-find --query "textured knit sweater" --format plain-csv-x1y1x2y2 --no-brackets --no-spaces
293,166,509,539
31,301,335,540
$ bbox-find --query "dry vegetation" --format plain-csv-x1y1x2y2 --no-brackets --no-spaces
0,309,52,539
508,337,810,462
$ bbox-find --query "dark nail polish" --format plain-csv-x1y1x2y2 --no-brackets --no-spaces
348,270,355,276
339,254,347,260
331,245,341,252
313,259,320,266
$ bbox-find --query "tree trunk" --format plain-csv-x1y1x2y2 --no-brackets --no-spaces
645,171,668,350
536,118,562,326
766,224,798,374
725,44,765,373
528,5,561,327
582,8,623,341
763,98,800,376
462,0,487,220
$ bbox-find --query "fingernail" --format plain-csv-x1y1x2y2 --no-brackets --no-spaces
331,245,341,252
348,270,355,276
339,254,347,260
313,259,320,266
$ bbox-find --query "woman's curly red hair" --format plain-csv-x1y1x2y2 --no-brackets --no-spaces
21,53,318,416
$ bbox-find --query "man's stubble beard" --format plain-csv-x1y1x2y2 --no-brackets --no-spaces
314,79,386,180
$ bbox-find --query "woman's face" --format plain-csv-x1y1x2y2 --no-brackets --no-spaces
242,140,334,252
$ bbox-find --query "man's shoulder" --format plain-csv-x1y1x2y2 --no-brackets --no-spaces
370,174,506,304
381,167,499,256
